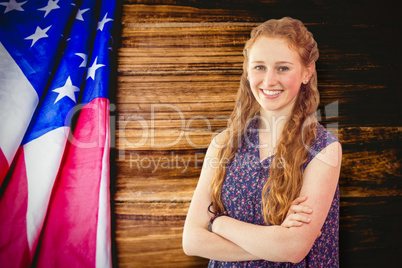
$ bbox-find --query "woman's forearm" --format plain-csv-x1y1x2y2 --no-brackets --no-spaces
183,225,261,262
212,216,310,263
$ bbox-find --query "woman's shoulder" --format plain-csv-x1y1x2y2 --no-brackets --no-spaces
303,123,342,171
306,123,341,162
314,123,340,148
205,130,229,157
212,129,229,145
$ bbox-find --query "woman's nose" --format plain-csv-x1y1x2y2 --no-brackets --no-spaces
263,70,277,86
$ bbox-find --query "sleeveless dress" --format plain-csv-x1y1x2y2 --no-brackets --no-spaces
208,117,340,268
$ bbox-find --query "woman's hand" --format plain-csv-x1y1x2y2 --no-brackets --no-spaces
281,196,313,228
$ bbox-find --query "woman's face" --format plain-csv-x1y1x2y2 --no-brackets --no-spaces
247,36,312,115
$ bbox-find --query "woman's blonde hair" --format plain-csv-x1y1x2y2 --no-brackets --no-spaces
210,17,320,225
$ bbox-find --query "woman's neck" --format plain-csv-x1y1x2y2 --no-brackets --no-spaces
258,105,292,134
257,109,289,160
257,102,294,160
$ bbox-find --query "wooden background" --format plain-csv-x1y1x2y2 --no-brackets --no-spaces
112,0,401,267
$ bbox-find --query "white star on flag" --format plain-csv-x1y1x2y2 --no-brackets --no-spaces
86,56,105,80
75,53,87,67
52,76,80,104
75,8,90,21
0,0,27,13
37,0,60,18
97,13,113,31
24,25,52,47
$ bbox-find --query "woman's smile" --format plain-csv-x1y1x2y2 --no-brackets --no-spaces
260,89,284,98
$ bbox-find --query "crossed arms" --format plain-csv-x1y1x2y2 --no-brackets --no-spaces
182,134,342,263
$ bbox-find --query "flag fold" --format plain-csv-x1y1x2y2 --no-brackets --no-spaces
0,0,117,267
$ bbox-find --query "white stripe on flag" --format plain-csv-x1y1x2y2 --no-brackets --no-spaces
96,101,111,268
24,126,69,252
0,42,39,165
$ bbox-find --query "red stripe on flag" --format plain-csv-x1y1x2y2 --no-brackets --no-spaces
0,148,9,186
36,98,110,268
0,146,31,268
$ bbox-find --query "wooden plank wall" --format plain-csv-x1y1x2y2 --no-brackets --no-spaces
113,0,401,267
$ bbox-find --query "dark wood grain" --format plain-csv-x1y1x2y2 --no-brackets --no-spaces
340,196,402,268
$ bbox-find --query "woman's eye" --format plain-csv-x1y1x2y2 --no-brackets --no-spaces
278,66,289,71
255,66,265,70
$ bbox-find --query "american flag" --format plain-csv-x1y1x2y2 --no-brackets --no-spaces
0,0,116,267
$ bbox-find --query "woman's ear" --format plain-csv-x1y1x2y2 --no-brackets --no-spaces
306,62,316,79
302,62,316,85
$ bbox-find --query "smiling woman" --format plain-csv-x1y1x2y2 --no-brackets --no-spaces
182,17,342,267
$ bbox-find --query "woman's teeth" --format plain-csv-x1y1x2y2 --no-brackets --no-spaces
262,89,282,96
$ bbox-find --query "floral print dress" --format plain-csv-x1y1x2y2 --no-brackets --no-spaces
208,117,340,268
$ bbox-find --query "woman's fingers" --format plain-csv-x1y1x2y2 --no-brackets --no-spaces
288,196,312,214
288,213,311,223
289,204,313,214
290,196,307,205
282,220,303,227
283,196,313,227
281,213,312,228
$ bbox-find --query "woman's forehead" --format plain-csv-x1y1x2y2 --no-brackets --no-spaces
248,37,301,64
